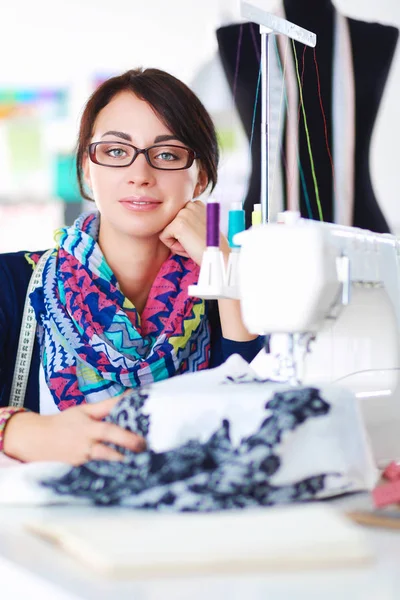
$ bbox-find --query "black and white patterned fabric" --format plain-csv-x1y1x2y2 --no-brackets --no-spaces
40,356,376,511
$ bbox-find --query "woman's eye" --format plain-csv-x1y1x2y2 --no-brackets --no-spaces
107,148,126,158
156,152,176,161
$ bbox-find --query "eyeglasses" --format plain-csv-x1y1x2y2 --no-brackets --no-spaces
88,141,198,171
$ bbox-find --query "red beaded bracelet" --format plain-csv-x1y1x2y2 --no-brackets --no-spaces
0,407,27,453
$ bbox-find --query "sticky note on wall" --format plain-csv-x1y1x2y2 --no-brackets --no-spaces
6,120,44,173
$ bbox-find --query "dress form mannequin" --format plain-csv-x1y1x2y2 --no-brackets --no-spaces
216,0,398,232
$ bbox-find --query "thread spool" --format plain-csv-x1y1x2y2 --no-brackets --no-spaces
228,202,246,248
207,200,220,247
252,203,262,226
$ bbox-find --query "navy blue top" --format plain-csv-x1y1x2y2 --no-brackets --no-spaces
0,251,264,413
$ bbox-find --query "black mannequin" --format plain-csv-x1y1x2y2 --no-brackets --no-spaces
217,0,398,232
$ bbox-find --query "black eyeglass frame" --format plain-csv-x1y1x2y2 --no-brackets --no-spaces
88,141,198,171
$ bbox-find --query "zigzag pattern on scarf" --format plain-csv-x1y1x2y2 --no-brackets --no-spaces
179,318,211,373
24,252,43,270
29,212,211,409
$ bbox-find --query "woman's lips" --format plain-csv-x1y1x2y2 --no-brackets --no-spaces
119,197,162,212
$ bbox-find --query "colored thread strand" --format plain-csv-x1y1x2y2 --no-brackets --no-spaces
249,22,262,203
292,46,307,194
274,38,312,219
298,47,307,138
299,162,313,219
298,46,313,219
313,47,337,201
292,40,323,222
249,63,262,154
287,45,310,214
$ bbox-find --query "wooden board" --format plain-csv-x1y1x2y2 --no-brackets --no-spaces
26,504,373,577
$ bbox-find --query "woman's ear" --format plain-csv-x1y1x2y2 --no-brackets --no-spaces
193,168,208,199
82,154,92,192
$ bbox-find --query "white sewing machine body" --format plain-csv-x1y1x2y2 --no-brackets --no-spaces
236,216,400,465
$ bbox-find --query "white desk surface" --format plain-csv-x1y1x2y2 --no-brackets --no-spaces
0,493,399,600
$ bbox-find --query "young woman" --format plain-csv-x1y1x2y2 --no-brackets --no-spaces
0,68,262,465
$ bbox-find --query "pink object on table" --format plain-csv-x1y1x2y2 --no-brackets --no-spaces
382,461,400,482
372,462,400,508
373,480,400,508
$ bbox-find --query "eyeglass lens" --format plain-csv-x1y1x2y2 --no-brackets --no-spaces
93,142,192,169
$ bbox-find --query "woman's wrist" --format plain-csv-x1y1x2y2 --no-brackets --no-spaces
217,297,258,342
0,408,31,459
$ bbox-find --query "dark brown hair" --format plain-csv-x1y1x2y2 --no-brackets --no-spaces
76,68,219,200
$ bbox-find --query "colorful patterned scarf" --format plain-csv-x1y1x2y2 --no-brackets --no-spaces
29,212,210,410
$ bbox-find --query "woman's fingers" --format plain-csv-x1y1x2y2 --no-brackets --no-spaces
89,442,126,462
83,396,121,419
2,396,147,464
161,238,190,257
159,199,230,265
159,201,208,265
91,420,146,453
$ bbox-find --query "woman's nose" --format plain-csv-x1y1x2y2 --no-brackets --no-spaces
126,152,155,185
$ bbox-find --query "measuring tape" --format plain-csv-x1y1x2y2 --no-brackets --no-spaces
9,249,53,408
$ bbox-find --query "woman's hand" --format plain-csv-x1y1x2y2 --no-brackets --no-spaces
159,199,256,342
3,397,146,465
159,200,230,266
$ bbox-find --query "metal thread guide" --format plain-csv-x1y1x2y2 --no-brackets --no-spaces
189,3,317,301
241,1,316,224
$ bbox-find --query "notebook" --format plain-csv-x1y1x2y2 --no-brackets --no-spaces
26,504,373,577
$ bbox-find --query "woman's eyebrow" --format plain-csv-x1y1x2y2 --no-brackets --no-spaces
101,130,132,141
153,134,180,143
99,132,180,144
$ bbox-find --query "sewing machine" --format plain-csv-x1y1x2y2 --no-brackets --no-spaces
186,2,400,467
233,211,400,466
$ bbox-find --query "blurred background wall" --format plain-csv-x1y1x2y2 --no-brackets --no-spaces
0,0,399,251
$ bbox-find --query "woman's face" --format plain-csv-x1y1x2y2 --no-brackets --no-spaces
83,91,206,239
